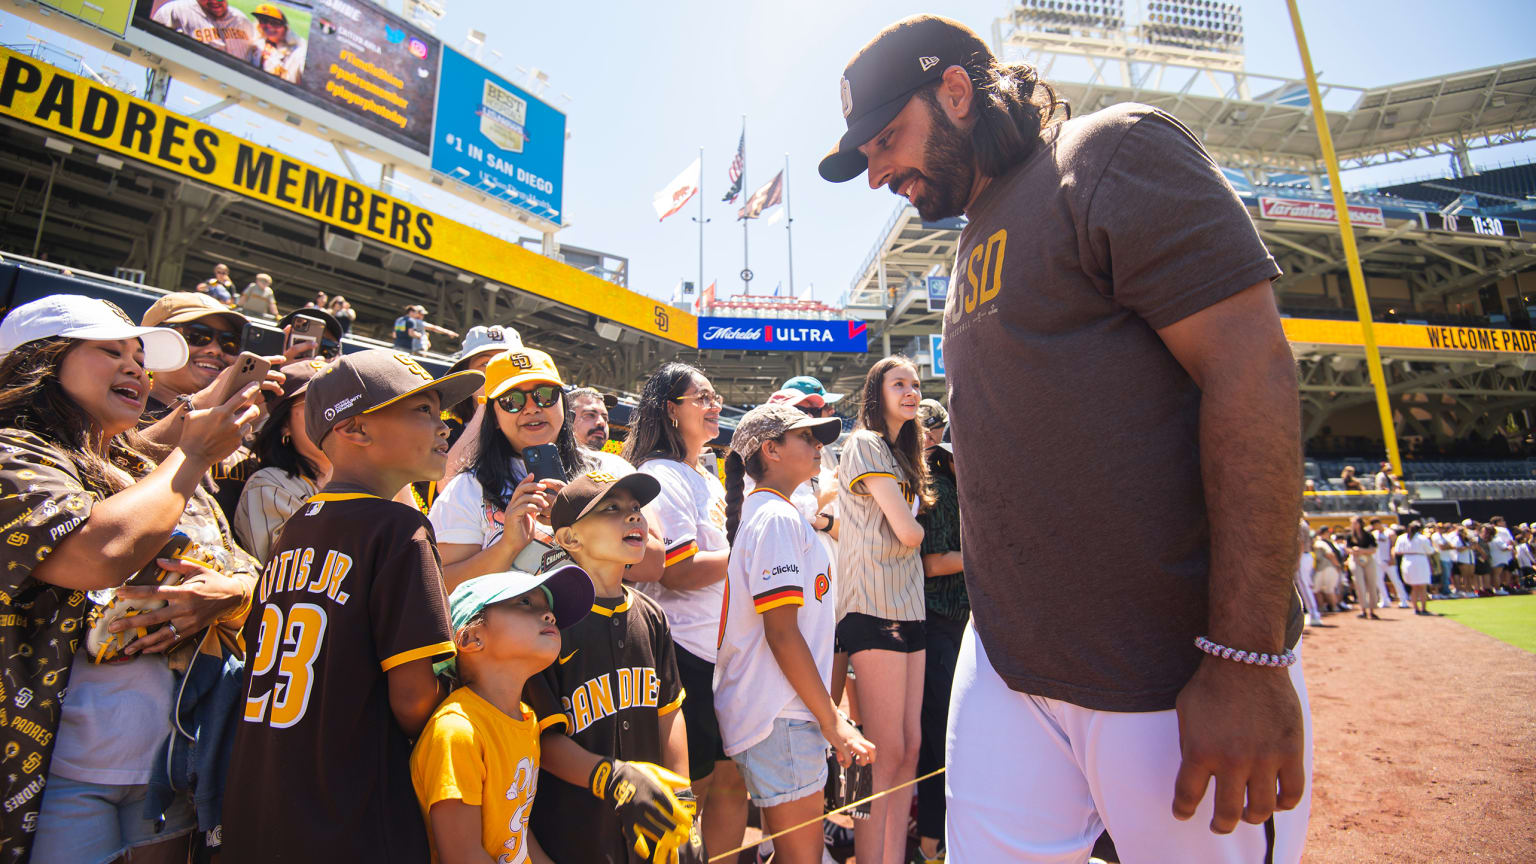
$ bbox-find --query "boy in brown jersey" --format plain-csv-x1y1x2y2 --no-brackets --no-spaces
527,470,702,864
223,349,482,863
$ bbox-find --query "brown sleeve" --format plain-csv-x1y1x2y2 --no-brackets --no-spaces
1082,109,1281,330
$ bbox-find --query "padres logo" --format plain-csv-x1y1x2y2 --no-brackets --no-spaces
508,352,534,370
6,532,26,547
102,300,134,325
585,471,618,484
394,354,433,381
814,573,830,603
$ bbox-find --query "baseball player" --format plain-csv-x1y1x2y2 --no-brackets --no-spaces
819,15,1310,862
251,3,307,83
151,0,259,63
223,350,483,863
526,471,701,863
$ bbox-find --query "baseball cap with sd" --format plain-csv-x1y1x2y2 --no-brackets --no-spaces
551,469,662,533
303,348,483,447
485,346,564,400
0,294,188,371
819,14,994,183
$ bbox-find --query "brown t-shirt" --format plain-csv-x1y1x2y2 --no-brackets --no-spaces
224,490,455,863
943,104,1300,712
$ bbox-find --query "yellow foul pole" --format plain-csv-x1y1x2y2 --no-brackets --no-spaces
1286,0,1403,477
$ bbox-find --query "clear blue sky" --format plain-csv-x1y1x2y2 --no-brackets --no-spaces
5,1,1533,307
414,0,1533,307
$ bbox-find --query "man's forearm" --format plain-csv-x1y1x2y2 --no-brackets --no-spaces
1199,337,1301,653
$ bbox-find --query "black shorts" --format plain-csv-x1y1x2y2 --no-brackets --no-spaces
675,644,728,781
836,612,925,656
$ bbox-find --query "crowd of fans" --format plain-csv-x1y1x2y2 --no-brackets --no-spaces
4,291,1529,863
194,261,360,339
0,293,982,864
1296,515,1533,625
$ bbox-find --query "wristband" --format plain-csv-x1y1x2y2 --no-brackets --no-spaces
1194,635,1297,668
219,580,254,624
817,513,835,533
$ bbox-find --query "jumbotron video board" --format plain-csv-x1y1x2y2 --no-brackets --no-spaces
132,0,439,154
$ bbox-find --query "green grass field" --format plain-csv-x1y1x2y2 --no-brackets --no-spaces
1433,593,1536,654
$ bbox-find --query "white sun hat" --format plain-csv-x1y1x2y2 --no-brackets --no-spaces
0,294,189,371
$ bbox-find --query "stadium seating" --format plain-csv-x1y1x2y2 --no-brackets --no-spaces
1374,162,1536,215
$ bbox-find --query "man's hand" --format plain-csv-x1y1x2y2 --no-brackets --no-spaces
588,759,696,863
1171,657,1305,833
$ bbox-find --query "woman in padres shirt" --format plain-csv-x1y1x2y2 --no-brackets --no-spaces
718,403,874,864
621,361,747,859
835,355,932,864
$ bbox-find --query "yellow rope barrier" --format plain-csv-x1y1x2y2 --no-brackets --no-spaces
706,766,948,863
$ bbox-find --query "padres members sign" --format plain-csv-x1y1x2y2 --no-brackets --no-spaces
0,48,693,346
1282,317,1536,357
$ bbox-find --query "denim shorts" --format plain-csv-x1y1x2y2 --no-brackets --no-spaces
29,774,196,864
731,718,829,808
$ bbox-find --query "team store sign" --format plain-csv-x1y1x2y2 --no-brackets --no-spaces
697,317,869,353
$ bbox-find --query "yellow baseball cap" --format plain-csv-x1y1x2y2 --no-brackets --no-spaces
485,347,564,399
253,3,287,22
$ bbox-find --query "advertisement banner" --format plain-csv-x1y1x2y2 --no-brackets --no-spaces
40,0,134,35
1282,317,1536,356
1258,196,1385,229
697,317,868,353
132,0,440,154
929,334,944,377
0,47,690,344
432,48,565,223
926,276,948,312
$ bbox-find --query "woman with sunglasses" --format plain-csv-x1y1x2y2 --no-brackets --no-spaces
621,362,749,860
429,347,635,593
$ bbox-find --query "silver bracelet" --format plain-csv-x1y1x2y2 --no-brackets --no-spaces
1194,635,1297,668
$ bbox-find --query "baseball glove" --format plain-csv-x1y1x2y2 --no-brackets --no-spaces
588,758,700,864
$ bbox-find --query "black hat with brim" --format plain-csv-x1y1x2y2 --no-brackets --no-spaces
819,14,994,183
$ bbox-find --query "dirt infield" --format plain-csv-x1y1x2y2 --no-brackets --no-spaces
1300,603,1536,863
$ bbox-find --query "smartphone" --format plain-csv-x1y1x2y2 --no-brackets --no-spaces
241,321,284,356
523,443,565,482
214,352,272,406
286,312,327,356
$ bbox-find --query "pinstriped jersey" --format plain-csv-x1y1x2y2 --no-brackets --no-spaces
224,491,455,864
836,429,924,621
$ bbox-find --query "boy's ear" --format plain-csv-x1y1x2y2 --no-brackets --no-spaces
454,625,484,656
329,416,370,447
554,525,580,553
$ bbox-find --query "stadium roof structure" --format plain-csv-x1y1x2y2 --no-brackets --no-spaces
1002,30,1536,174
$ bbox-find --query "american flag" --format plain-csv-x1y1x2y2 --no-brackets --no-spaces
722,129,744,203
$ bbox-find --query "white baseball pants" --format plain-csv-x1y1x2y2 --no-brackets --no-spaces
945,624,1312,863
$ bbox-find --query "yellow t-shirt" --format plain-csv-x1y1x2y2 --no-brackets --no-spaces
410,687,540,863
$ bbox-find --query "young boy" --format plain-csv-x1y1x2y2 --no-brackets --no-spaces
223,350,483,863
527,470,702,863
411,565,594,863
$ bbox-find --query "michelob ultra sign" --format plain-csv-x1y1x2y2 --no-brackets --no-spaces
0,47,692,345
698,317,869,353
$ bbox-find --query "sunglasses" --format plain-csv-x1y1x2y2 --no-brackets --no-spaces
497,384,561,414
316,339,342,360
177,322,240,355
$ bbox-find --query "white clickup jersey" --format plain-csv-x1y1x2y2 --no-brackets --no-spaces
715,488,836,757
1374,529,1396,566
635,458,729,662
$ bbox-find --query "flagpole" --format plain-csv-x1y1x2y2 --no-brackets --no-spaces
696,146,705,311
784,152,795,300
741,114,750,294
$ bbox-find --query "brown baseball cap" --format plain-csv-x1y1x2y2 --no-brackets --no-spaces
551,469,661,532
819,15,993,183
730,402,842,460
303,348,483,447
141,291,248,332
269,358,330,409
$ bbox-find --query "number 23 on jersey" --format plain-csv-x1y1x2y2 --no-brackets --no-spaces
243,602,329,728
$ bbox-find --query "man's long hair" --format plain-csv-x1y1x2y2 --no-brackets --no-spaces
925,56,1070,179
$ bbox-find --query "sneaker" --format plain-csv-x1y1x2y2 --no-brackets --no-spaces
1308,615,1324,627
1398,602,1411,609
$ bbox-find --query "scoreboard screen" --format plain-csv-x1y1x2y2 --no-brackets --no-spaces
1419,213,1523,239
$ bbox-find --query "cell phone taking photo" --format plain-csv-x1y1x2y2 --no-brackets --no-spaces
523,443,564,482
286,312,328,358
